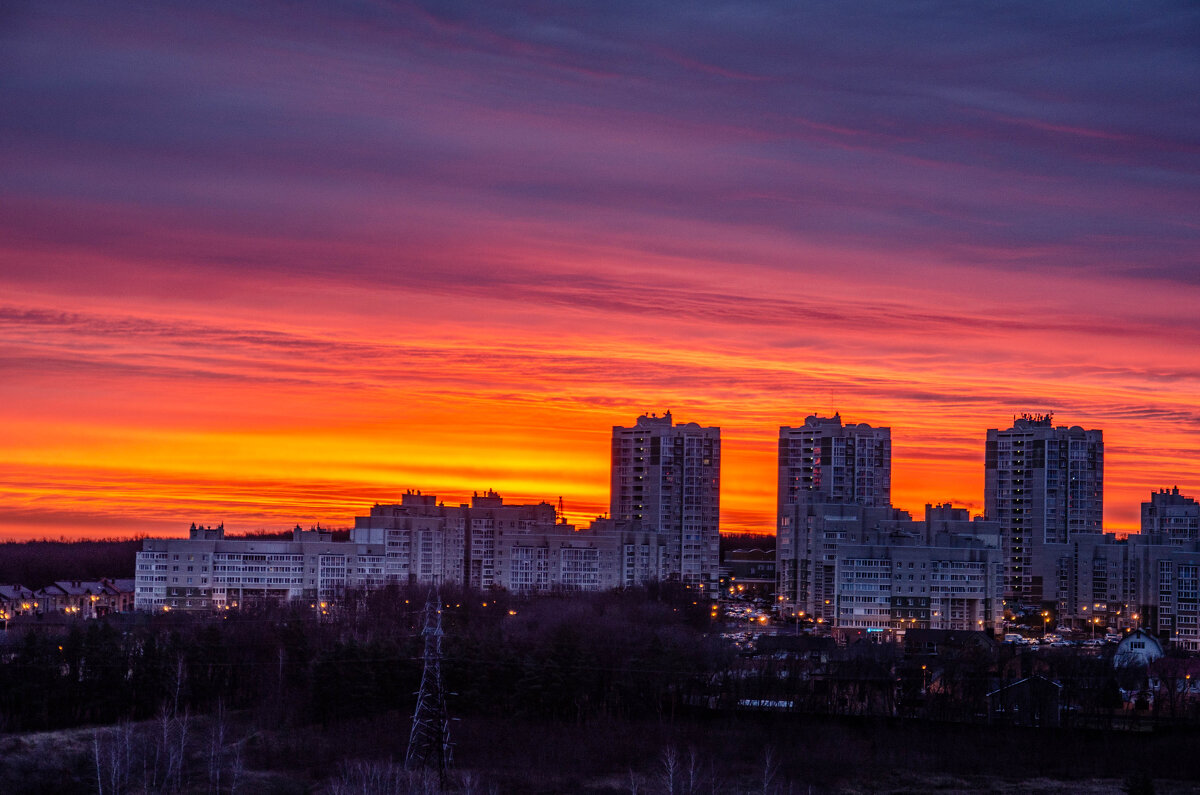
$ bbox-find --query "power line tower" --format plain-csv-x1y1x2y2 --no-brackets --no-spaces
405,588,451,786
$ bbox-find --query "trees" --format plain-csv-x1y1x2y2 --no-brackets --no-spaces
0,538,140,587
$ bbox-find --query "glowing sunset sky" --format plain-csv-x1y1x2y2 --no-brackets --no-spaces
2,2,1199,538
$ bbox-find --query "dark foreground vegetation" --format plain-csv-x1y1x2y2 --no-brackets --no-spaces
0,539,142,589
718,533,774,555
0,583,1195,793
0,533,351,590
1,583,719,734
3,701,1197,793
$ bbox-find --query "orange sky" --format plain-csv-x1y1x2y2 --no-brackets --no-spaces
2,262,1197,538
2,3,1199,539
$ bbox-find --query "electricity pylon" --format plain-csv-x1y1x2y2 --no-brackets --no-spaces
405,588,451,785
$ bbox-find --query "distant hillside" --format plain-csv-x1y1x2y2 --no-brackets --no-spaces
0,538,142,589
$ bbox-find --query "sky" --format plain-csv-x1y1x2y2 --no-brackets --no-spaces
1,1,1199,539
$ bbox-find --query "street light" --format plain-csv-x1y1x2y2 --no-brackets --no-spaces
1042,611,1050,637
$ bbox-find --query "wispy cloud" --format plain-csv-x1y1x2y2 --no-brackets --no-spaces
1,1,1198,536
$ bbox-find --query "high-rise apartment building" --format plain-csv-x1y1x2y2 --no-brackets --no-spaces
1142,487,1200,545
777,415,892,522
776,415,892,616
984,414,1103,604
610,412,721,589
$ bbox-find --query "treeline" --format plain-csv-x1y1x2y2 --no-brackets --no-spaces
3,586,1199,793
0,582,727,791
0,531,353,590
719,532,774,555
0,539,141,588
727,640,1130,723
0,582,720,735
226,529,351,541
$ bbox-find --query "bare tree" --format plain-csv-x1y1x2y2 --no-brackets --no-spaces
684,747,701,795
707,759,726,795
93,723,134,795
460,770,483,795
149,703,193,793
761,746,780,795
174,708,191,792
659,745,680,795
171,655,187,717
93,732,104,795
228,736,245,795
152,704,174,792
116,723,134,795
208,702,227,794
326,759,419,795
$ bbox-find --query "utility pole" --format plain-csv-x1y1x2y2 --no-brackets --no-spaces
405,588,451,787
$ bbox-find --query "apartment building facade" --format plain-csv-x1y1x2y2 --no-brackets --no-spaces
1142,487,1200,545
610,412,721,589
135,492,681,610
778,414,891,519
984,414,1103,604
135,524,384,611
776,415,893,619
779,500,1002,630
835,532,1004,633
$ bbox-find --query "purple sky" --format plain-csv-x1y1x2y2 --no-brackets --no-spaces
1,1,1198,537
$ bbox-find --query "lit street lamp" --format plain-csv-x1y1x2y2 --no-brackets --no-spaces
1042,611,1050,637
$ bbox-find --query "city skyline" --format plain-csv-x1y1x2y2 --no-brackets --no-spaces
2,2,1199,538
3,405,1193,541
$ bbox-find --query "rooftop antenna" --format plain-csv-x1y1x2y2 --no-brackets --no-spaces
558,496,565,523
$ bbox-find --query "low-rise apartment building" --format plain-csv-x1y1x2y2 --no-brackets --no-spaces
779,500,1001,628
135,524,384,611
835,530,1004,634
135,492,678,610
